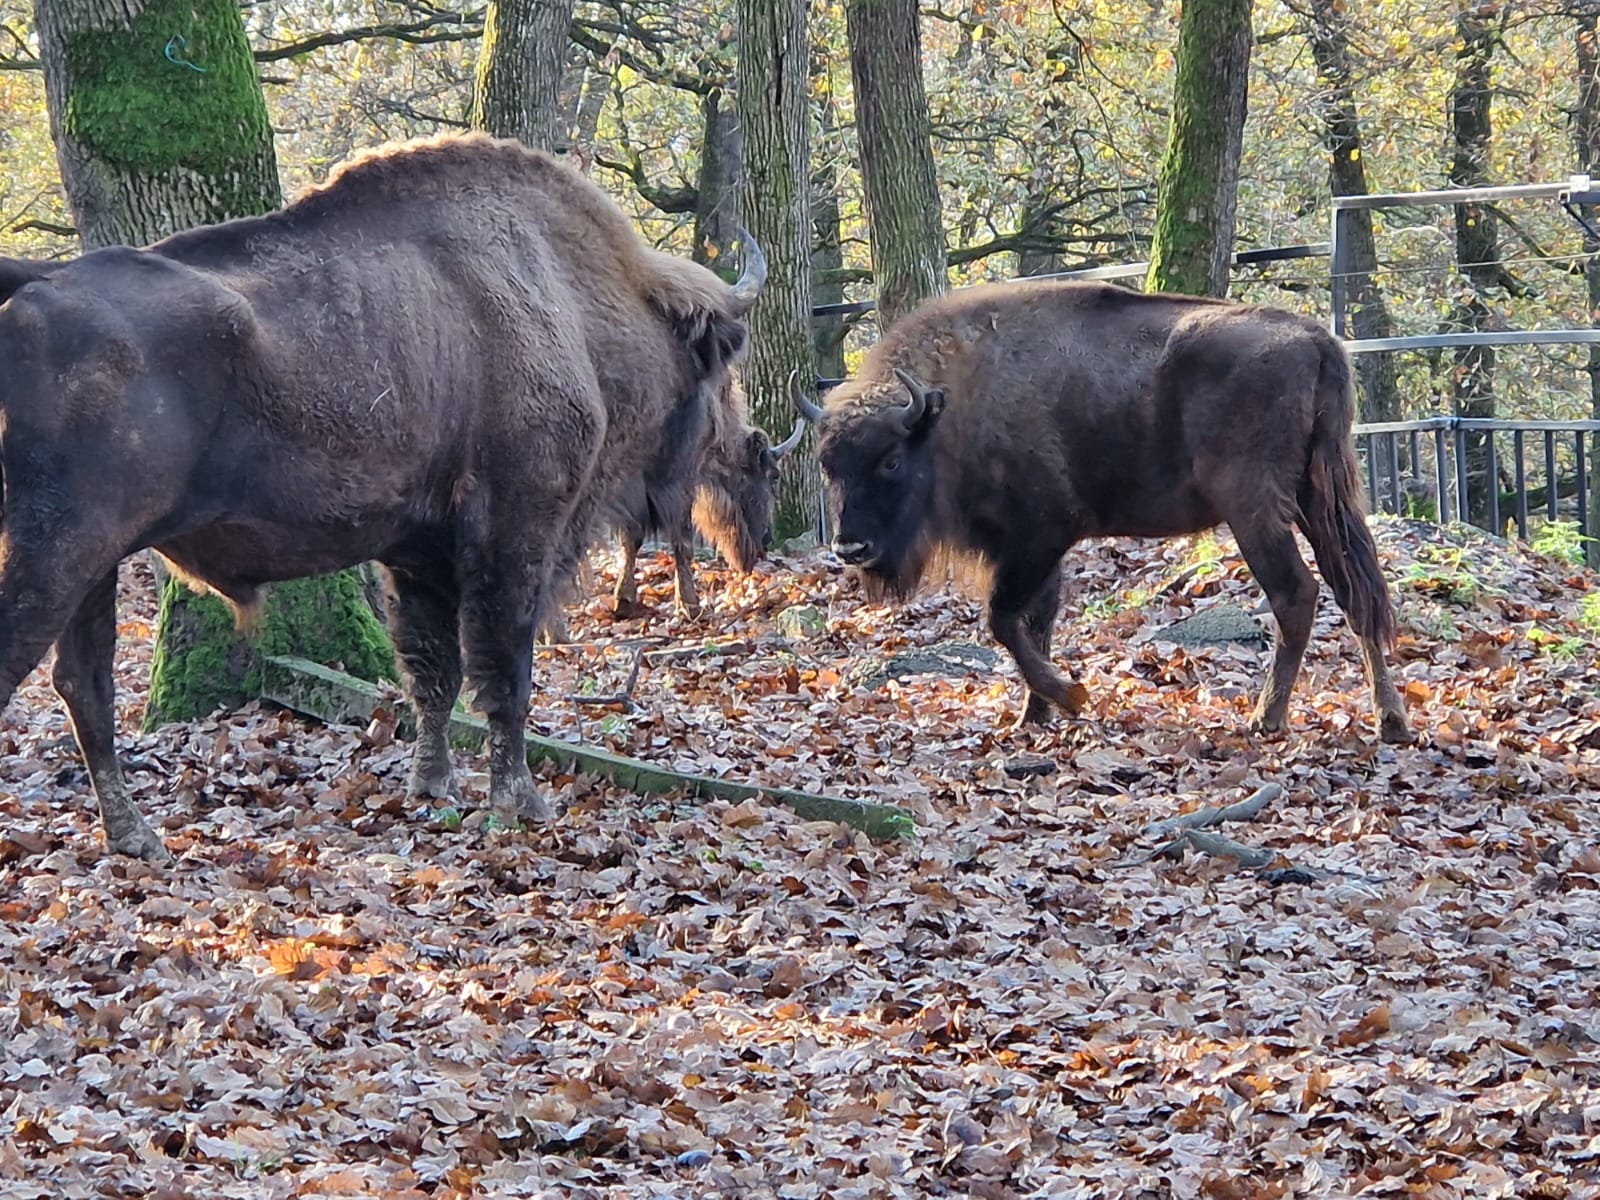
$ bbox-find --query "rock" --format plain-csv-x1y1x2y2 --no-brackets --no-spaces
1002,754,1058,779
780,529,821,554
843,640,1000,689
1150,604,1267,648
774,604,829,640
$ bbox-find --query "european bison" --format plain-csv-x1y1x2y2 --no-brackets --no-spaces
794,279,1412,745
0,132,764,862
540,374,804,641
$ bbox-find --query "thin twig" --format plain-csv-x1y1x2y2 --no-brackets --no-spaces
1140,783,1282,840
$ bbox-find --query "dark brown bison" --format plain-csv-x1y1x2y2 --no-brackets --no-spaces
540,374,803,641
0,132,763,862
794,279,1412,745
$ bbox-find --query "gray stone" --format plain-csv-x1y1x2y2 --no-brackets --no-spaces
774,604,829,640
843,640,1000,689
1152,605,1267,648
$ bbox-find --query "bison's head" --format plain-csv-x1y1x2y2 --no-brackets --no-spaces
796,368,947,595
695,389,805,572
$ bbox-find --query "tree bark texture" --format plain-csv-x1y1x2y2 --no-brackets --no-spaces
811,61,849,382
34,0,281,249
1576,8,1600,564
1307,0,1401,427
1446,9,1509,531
1144,0,1252,297
34,0,394,726
694,87,744,267
737,0,819,539
846,0,947,327
472,0,576,152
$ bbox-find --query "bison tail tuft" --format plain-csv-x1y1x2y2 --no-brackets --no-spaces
1296,341,1397,650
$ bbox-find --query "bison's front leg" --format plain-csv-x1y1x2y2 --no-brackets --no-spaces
990,560,1088,727
52,570,172,863
381,563,464,804
670,536,702,618
613,529,646,617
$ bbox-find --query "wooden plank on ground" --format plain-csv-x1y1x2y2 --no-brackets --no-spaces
259,655,915,840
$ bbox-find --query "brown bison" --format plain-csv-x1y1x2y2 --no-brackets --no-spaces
0,132,764,862
794,279,1412,745
540,373,804,641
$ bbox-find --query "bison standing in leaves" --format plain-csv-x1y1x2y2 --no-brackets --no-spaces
794,279,1413,746
0,132,764,862
540,373,804,641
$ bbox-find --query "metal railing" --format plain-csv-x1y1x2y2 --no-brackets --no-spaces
1352,417,1598,539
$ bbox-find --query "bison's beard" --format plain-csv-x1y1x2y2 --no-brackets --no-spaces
692,486,762,573
856,530,993,605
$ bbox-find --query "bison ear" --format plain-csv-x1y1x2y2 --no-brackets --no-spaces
0,257,51,307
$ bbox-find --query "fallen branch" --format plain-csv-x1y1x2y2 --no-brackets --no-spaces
1140,783,1281,840
259,656,915,840
563,646,646,711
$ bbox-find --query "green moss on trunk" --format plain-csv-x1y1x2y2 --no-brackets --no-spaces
1144,0,1252,298
144,572,395,729
59,0,279,220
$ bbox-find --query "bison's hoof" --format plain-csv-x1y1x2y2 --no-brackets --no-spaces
1248,714,1288,737
491,775,554,824
1014,694,1055,729
1380,712,1414,745
108,817,174,865
407,768,459,804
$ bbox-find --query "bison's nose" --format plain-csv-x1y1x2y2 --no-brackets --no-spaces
832,539,873,565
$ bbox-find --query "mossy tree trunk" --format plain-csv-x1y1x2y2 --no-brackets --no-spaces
34,0,394,726
693,86,744,267
471,0,577,152
737,0,819,539
1575,9,1600,565
811,50,849,382
1144,0,1252,297
846,0,947,328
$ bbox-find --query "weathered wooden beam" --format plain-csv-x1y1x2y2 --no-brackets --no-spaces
259,655,915,840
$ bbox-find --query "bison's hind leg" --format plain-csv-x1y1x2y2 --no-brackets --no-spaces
1228,520,1318,736
53,570,172,863
380,562,464,804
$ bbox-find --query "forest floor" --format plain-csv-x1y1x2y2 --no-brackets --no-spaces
3,519,1600,1198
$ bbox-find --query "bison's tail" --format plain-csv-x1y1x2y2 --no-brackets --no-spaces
1296,340,1397,650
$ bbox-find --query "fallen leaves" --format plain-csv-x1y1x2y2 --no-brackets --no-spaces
1,528,1600,1195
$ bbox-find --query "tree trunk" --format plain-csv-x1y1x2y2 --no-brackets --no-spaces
1447,8,1508,531
1144,0,1252,297
693,87,744,267
737,0,818,540
34,0,393,727
1576,7,1600,564
472,0,577,152
845,0,947,327
1307,0,1401,427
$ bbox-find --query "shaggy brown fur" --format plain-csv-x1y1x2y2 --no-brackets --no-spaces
799,279,1412,746
0,131,761,862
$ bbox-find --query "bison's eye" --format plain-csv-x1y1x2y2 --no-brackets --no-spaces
878,451,903,478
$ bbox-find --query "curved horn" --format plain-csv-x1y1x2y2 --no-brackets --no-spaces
729,225,767,314
770,416,806,458
892,367,930,431
790,369,827,424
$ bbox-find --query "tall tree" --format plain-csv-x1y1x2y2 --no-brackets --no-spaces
1144,0,1252,297
846,0,947,326
34,0,392,726
1443,5,1523,530
471,0,577,151
737,0,818,538
694,86,744,266
1575,4,1600,564
1305,0,1402,428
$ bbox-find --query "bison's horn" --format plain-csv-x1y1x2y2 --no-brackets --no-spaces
790,370,827,425
892,367,932,431
729,225,767,314
770,416,806,458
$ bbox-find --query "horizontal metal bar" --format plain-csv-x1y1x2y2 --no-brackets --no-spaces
1345,329,1600,353
812,299,877,318
1354,417,1600,434
1333,176,1590,211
